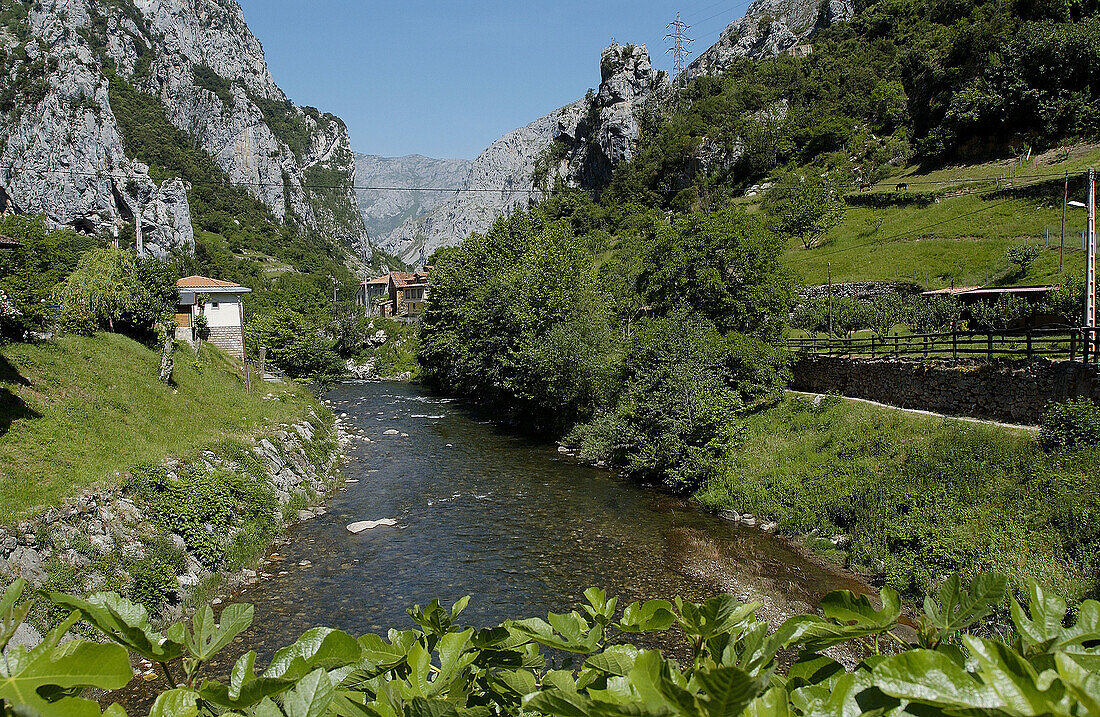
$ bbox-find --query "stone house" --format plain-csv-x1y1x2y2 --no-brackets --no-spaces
174,275,251,359
356,268,431,320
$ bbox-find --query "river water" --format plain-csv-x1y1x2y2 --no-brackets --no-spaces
204,380,865,661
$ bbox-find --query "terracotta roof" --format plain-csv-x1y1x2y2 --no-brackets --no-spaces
364,275,391,286
0,234,21,247
176,275,251,293
390,271,429,288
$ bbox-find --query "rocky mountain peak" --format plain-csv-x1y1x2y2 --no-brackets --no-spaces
683,0,854,79
0,0,367,258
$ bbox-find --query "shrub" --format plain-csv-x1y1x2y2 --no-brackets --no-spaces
58,303,99,336
1040,397,1100,451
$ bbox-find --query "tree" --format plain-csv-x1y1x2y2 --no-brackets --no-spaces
639,207,794,340
54,247,170,335
767,175,846,250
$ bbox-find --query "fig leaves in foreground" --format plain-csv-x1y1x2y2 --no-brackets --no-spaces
1,572,1098,716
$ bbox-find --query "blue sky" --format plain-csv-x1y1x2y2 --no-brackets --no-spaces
236,0,750,159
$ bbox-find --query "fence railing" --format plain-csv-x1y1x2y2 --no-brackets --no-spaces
786,327,1100,365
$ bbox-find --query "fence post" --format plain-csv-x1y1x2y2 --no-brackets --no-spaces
952,330,958,361
987,332,993,362
1071,331,1078,363
871,336,876,359
1026,331,1032,363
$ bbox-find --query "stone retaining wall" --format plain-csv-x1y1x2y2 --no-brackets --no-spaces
0,408,347,635
791,356,1100,425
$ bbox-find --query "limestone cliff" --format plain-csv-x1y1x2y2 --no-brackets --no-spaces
378,43,670,266
683,0,854,80
353,154,471,252
0,0,367,258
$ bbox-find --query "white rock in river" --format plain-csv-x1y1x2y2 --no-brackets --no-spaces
347,519,398,534
383,429,400,436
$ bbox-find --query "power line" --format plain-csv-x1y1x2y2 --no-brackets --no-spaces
664,12,695,77
813,197,1023,258
0,166,1085,197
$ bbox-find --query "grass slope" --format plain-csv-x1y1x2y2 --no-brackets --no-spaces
695,395,1100,601
0,334,317,521
781,144,1100,288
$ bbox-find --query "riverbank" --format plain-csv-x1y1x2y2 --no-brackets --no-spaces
0,333,347,637
692,394,1100,603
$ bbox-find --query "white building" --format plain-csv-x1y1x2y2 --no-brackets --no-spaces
174,275,252,359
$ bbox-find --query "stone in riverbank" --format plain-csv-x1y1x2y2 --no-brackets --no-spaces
0,408,346,635
347,519,398,534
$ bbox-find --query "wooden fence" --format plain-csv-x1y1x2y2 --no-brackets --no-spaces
786,327,1100,364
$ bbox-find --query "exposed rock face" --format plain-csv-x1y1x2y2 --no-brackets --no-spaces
0,0,367,256
354,154,472,251
375,99,589,266
683,0,854,80
378,44,670,266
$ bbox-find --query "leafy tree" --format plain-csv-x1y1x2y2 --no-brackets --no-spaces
54,247,172,337
639,207,794,340
766,175,846,250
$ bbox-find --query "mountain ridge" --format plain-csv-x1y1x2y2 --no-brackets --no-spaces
0,0,368,259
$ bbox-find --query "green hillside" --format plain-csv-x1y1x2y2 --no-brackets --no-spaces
0,334,317,521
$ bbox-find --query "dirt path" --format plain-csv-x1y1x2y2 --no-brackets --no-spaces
788,390,1040,433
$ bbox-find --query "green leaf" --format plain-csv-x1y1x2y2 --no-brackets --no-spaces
1055,653,1100,715
581,588,618,627
674,595,759,641
615,601,675,634
49,592,185,663
819,586,901,630
282,668,335,717
186,603,253,661
918,573,1007,648
265,628,363,680
511,613,602,654
585,646,640,677
0,612,133,717
693,665,763,717
1011,579,1100,657
0,578,31,652
873,648,1003,710
147,688,199,717
963,634,1065,713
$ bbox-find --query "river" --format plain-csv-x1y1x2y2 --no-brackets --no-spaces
207,380,865,657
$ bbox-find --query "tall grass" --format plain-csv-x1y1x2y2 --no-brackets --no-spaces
695,396,1100,601
0,334,318,521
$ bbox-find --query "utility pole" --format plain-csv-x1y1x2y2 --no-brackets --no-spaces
664,12,694,78
134,199,143,256
1087,168,1096,328
1061,170,1068,272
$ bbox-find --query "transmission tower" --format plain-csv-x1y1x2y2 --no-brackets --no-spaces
664,12,694,77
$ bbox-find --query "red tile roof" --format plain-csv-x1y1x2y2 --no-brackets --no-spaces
176,275,250,292
364,275,391,286
390,271,429,288
0,234,21,247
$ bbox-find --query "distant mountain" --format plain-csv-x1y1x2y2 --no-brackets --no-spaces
377,0,856,265
0,0,367,258
353,154,471,254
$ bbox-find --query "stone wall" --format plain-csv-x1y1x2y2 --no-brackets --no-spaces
791,356,1100,425
206,326,245,359
0,408,347,635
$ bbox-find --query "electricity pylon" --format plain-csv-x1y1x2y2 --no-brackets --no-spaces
665,12,694,77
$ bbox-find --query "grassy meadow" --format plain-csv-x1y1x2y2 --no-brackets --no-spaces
694,395,1100,602
0,334,318,521
778,144,1100,288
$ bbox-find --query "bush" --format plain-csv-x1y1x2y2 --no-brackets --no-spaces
1040,398,1100,451
58,303,99,336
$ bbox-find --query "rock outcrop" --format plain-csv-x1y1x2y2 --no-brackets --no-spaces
0,0,367,256
354,154,472,251
378,44,670,266
683,0,854,80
